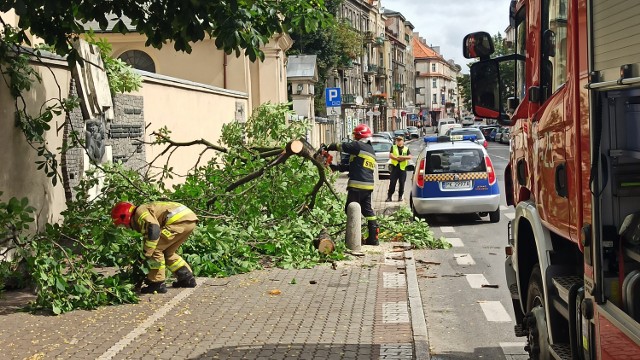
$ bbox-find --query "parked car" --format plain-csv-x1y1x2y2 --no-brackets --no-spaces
499,127,511,144
406,126,420,139
461,116,475,127
410,135,500,222
447,127,488,148
479,125,499,138
393,129,410,140
370,138,393,177
373,132,393,141
495,127,509,143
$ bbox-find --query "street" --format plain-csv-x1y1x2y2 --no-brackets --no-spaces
405,133,529,359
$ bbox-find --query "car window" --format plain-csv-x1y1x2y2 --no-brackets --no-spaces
425,149,486,174
372,142,392,152
449,129,485,140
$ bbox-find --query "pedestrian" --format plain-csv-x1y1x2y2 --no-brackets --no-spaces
324,124,379,246
386,136,412,202
111,201,198,294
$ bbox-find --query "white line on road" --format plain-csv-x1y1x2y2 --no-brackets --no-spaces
479,301,512,322
440,226,455,233
492,155,509,161
465,274,490,288
454,253,476,265
445,237,464,247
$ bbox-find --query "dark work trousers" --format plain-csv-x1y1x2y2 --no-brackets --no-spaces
345,189,376,220
388,165,407,198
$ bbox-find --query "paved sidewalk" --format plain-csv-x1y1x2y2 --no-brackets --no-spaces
0,146,426,360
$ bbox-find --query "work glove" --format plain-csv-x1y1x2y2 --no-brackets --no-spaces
326,143,338,151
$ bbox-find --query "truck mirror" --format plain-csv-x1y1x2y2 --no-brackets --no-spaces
470,59,501,120
507,96,520,113
462,32,495,59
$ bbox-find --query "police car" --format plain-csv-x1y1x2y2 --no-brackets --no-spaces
410,134,501,222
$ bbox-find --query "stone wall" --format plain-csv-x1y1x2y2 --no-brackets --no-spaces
108,94,146,170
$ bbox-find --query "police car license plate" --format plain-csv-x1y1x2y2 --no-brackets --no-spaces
442,180,472,189
378,164,386,170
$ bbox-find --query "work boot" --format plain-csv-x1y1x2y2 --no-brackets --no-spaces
172,266,197,288
366,220,380,246
398,196,404,202
141,280,167,294
386,196,393,202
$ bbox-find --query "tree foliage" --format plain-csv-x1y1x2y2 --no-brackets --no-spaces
1,0,333,62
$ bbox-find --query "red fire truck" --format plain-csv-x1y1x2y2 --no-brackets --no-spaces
464,0,640,359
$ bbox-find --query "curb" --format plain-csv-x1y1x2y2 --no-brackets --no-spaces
404,250,431,360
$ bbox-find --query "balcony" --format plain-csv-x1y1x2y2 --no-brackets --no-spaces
394,83,406,92
376,67,387,78
363,31,374,43
364,64,378,75
342,93,356,104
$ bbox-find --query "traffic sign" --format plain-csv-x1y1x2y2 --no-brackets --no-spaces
325,87,342,107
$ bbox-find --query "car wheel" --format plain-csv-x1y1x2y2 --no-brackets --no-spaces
410,196,421,220
489,208,500,223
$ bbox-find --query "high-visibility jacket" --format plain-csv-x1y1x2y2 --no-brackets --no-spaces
390,145,410,170
132,201,198,255
337,140,376,191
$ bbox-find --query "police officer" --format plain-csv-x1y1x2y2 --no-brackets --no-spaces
386,135,412,202
325,124,379,246
111,201,198,294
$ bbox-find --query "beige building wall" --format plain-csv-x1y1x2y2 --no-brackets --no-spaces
0,56,72,226
136,74,249,188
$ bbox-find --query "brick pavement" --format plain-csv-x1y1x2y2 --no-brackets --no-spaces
0,149,422,360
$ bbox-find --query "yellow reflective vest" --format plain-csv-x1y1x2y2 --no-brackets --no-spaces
390,145,409,170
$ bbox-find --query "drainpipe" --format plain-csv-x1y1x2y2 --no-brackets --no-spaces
223,53,228,89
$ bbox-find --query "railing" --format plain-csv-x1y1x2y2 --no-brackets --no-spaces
373,37,385,47
376,67,387,77
364,64,378,74
342,93,356,104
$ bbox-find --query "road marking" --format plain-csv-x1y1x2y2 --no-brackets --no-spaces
454,253,476,265
499,342,527,355
479,301,512,322
440,226,455,233
97,279,205,360
382,301,410,323
466,274,489,288
504,213,515,220
383,272,406,288
446,237,464,247
493,155,509,161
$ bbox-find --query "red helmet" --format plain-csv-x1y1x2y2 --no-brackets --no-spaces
111,201,135,227
353,124,372,140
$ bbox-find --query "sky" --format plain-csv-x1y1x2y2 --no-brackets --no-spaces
383,0,512,73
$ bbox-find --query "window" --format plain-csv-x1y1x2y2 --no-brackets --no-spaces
118,50,155,73
432,79,437,88
542,0,568,96
432,94,437,104
515,9,527,102
431,63,436,72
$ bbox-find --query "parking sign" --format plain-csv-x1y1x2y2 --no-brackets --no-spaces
325,87,341,107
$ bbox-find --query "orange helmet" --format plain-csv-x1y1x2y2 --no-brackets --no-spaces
111,201,135,227
353,124,372,140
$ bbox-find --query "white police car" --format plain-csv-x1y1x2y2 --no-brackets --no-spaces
410,134,501,222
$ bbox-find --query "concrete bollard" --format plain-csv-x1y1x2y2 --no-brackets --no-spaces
346,202,362,251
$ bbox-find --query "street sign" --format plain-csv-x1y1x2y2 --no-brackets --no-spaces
326,106,341,116
325,87,342,107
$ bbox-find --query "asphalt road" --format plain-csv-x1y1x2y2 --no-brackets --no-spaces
406,134,529,360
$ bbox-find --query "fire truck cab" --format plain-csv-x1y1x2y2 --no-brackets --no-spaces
464,0,640,359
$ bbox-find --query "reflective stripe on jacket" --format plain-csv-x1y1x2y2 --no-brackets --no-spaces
339,141,375,191
390,145,409,170
132,202,198,234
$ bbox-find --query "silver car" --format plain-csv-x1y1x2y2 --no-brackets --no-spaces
370,138,393,177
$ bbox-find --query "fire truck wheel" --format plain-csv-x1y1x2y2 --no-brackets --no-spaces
525,266,551,360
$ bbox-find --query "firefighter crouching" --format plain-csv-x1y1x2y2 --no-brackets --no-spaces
111,201,198,294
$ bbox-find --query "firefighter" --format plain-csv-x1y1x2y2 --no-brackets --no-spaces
324,124,379,246
111,201,198,294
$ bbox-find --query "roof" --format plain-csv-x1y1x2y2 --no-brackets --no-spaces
412,37,443,60
423,138,486,152
286,55,318,81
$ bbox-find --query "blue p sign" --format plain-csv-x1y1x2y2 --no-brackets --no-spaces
325,87,342,107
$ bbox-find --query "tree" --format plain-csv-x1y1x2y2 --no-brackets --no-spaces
0,0,333,61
